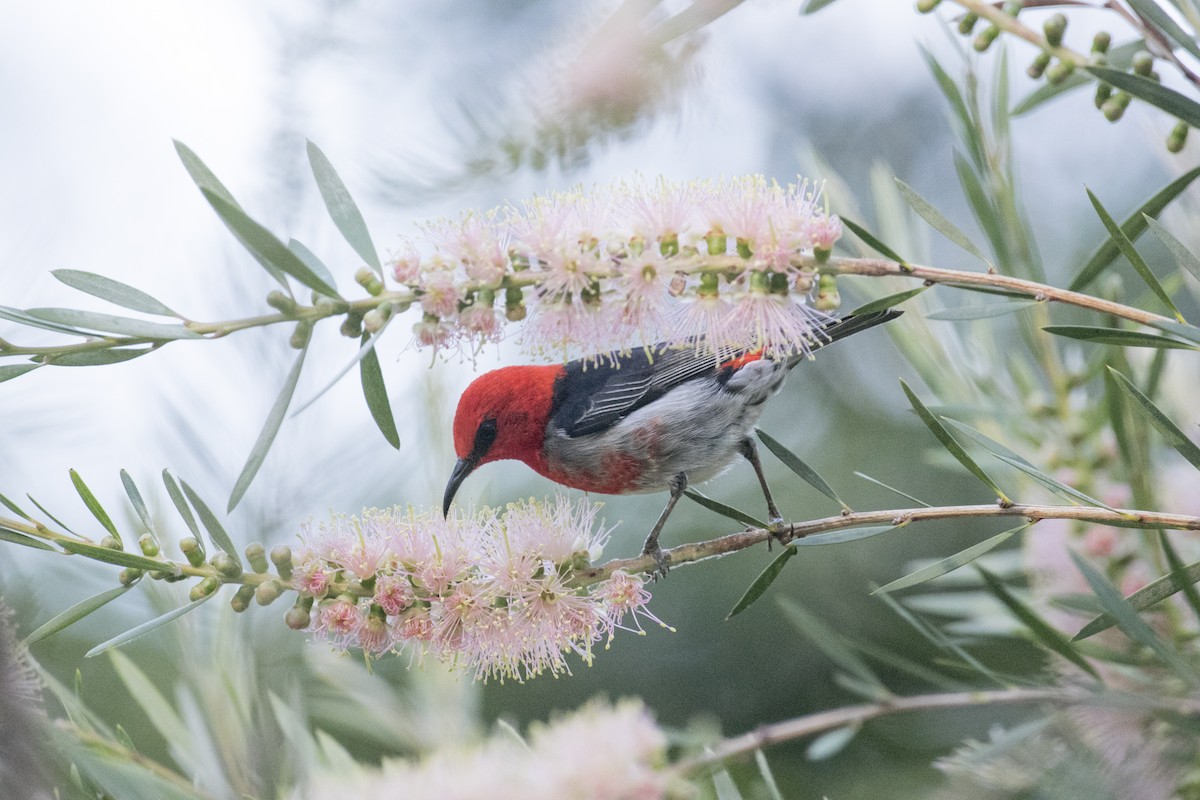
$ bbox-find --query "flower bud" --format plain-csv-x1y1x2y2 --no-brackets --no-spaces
1043,13,1066,48
362,308,386,333
285,602,312,630
100,535,122,551
245,542,269,574
1131,50,1154,77
231,584,256,613
705,230,728,256
973,25,1000,52
354,266,384,296
340,313,364,338
119,568,142,586
270,545,294,580
189,577,219,602
1092,31,1111,54
150,570,170,581
1168,121,1189,153
212,552,242,578
658,233,680,258
1102,91,1131,122
735,238,753,260
180,537,205,567
137,533,159,557
1094,82,1113,109
697,272,720,298
1027,52,1051,80
916,0,940,13
289,321,313,350
505,286,527,322
1045,60,1074,85
816,273,841,311
266,290,297,315
256,579,284,606
957,12,978,36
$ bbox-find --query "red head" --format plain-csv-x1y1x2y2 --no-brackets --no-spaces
443,365,562,515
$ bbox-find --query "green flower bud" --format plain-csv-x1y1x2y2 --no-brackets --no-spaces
916,0,940,12
270,545,294,580
362,308,386,333
137,533,159,557
189,577,220,602
179,537,205,567
1094,82,1113,109
1132,50,1154,77
957,12,978,36
973,25,1001,52
816,273,840,311
698,271,720,298
1027,51,1051,79
256,579,284,606
245,542,269,574
100,535,122,551
1168,121,1189,153
230,584,256,613
266,290,297,315
289,321,313,350
1092,31,1111,54
504,286,527,321
212,552,242,578
705,230,728,256
340,313,364,338
1043,13,1066,48
285,602,312,630
659,233,680,258
1045,60,1074,85
119,568,142,586
1102,91,1131,122
354,266,384,296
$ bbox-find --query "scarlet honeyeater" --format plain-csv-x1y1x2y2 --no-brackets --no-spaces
444,310,900,573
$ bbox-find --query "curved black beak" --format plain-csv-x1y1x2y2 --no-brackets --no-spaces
443,457,477,517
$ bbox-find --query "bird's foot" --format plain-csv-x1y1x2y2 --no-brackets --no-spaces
641,542,671,580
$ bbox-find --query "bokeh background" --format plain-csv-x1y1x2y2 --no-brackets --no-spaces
1,2,1190,797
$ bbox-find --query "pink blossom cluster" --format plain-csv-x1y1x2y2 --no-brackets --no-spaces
307,698,676,800
293,497,665,681
392,175,842,359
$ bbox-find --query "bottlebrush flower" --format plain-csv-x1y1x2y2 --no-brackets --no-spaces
293,497,664,681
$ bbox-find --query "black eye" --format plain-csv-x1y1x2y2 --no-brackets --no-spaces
472,417,498,459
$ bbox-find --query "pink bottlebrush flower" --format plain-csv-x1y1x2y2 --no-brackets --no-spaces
520,295,606,359
611,252,673,346
596,570,669,637
723,282,833,359
422,212,510,285
418,266,462,318
373,574,415,616
808,213,843,251
390,239,422,284
621,175,697,244
317,597,364,647
412,314,454,351
458,303,503,345
358,613,393,656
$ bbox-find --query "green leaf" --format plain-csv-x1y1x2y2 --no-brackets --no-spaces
0,364,40,383
1089,67,1200,126
873,525,1027,595
59,540,171,573
792,526,896,546
852,471,932,507
711,768,744,800
26,494,77,534
25,308,200,340
756,429,849,511
200,189,341,299
976,565,1100,679
306,140,383,276
1085,188,1185,321
847,286,927,316
1146,319,1200,346
1108,366,1200,471
109,650,191,755
1159,532,1200,626
754,751,785,800
161,469,201,545
1069,165,1200,291
85,596,212,658
1145,215,1200,283
801,0,839,13
806,724,859,761
894,178,990,266
684,489,766,529
50,348,156,366
900,379,1011,504
1013,40,1142,116
1069,551,1199,684
25,586,133,645
228,346,308,512
51,270,178,317
919,46,984,170
179,480,240,565
778,598,890,696
119,470,157,541
0,305,92,336
1124,1,1200,60
1043,325,1196,350
0,491,32,520
1075,555,1200,639
726,545,798,620
927,300,1039,321
291,317,391,417
69,469,121,545
287,239,339,295
840,217,908,264
360,331,400,448
0,529,55,551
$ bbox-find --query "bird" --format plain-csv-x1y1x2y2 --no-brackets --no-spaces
444,309,901,574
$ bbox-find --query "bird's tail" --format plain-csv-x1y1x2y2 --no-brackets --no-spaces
789,309,902,365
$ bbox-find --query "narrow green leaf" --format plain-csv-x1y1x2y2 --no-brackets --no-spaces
726,545,798,620
360,332,400,448
756,429,849,511
847,286,927,316
927,300,1039,321
753,751,784,800
0,491,32,520
179,480,239,565
873,525,1026,595
109,651,191,748
287,239,339,295
778,598,889,696
59,540,171,573
792,525,895,546
69,469,121,545
1147,319,1200,346
840,217,908,264
900,379,1011,504
200,189,341,299
873,589,1008,686
291,317,391,417
894,178,990,266
976,565,1100,679
1043,325,1196,350
1070,165,1200,291
229,346,307,512
1086,188,1185,321
85,596,212,658
853,471,932,507
50,348,156,366
806,724,859,761
26,494,77,534
1124,1,1200,60
1069,551,1199,684
801,0,839,13
25,308,200,340
1090,67,1200,126
119,470,157,541
162,469,201,545
1160,532,1200,626
1145,215,1200,283
0,529,55,550
711,768,743,800
1012,40,1142,116
25,586,133,645
1108,366,1200,470
0,305,92,336
306,140,383,276
1075,555,1200,639
1102,367,1135,471
0,364,41,383
51,270,178,317
919,47,984,170
936,283,1032,300
684,489,766,529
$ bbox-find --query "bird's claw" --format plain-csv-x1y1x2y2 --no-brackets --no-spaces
642,542,670,581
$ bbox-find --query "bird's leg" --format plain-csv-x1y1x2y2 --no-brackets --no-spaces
738,437,789,547
642,473,687,578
